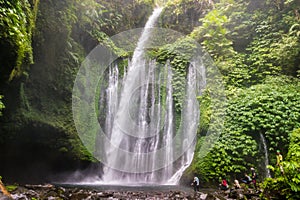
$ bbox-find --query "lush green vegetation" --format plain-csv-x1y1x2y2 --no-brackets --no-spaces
0,0,153,181
262,128,300,199
153,37,199,111
0,1,299,197
191,76,300,181
0,0,37,81
157,0,300,198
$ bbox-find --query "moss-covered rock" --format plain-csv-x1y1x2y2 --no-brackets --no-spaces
0,0,154,183
0,0,37,83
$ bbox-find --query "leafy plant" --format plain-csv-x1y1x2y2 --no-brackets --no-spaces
270,23,300,76
153,37,198,112
192,76,300,183
225,76,300,153
160,0,213,34
6,185,18,192
261,128,300,200
194,130,257,183
0,0,37,80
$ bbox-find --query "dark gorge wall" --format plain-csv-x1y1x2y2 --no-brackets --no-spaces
0,0,153,183
0,0,93,183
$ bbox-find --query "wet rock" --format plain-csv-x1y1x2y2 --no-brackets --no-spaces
69,193,89,199
97,191,114,198
0,193,11,200
48,197,61,200
212,192,228,200
44,190,59,198
25,184,54,190
7,184,267,200
228,189,244,199
24,189,40,199
10,193,28,200
200,193,208,200
57,186,66,193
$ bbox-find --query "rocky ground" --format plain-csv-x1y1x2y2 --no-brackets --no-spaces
0,184,261,200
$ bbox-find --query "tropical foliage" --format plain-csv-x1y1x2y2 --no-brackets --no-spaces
0,0,154,176
0,0,37,81
0,1,299,197
160,1,300,196
262,128,300,200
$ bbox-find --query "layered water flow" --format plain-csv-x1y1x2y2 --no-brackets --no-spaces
260,133,271,178
98,7,206,185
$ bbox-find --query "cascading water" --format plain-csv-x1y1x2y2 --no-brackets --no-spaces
105,64,119,138
99,7,205,184
260,133,271,178
167,62,203,184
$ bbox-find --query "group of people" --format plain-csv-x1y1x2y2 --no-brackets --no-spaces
191,167,258,192
191,150,285,192
220,167,258,190
191,168,253,192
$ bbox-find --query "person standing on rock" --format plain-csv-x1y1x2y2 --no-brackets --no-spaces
276,150,284,175
250,167,257,189
191,176,200,192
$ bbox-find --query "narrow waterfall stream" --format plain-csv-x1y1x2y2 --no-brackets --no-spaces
260,133,271,178
98,7,205,185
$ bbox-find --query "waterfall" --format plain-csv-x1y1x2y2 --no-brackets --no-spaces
105,64,119,138
167,62,201,184
260,133,271,178
99,7,204,185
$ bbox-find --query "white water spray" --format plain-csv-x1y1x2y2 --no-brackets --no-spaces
98,7,205,184
260,133,271,178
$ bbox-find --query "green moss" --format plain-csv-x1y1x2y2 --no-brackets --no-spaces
2,0,155,165
6,185,18,192
151,37,199,112
0,0,38,81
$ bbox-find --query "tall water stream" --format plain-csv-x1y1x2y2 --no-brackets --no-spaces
260,133,271,178
98,7,205,184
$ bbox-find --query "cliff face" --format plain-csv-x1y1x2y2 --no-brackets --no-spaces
0,0,93,183
0,0,152,183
